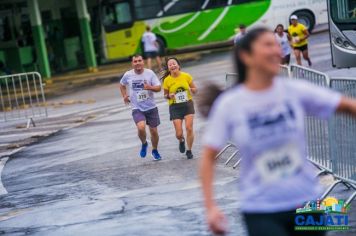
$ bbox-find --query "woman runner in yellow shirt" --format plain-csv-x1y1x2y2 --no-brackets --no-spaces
288,15,312,66
162,58,197,159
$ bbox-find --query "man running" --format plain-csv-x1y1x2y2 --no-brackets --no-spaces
142,26,162,71
119,55,162,160
288,15,312,66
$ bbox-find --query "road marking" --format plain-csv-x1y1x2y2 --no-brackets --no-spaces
0,157,9,195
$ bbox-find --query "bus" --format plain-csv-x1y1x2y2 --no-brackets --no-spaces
327,0,356,68
99,0,328,61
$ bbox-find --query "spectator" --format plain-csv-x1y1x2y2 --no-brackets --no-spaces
234,24,247,45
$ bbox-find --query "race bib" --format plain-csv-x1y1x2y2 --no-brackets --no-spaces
175,91,188,103
136,90,149,102
256,143,302,184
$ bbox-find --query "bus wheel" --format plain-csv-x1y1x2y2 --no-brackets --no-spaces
156,37,166,56
293,11,315,32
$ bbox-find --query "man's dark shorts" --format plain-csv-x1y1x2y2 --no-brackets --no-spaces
144,51,159,59
293,44,308,51
132,107,160,128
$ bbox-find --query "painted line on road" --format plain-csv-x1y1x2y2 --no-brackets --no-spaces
0,157,9,195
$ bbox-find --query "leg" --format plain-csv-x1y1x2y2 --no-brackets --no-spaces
136,121,147,144
294,49,302,65
147,57,152,69
173,119,184,141
149,127,159,150
184,114,194,151
156,56,162,70
302,49,312,66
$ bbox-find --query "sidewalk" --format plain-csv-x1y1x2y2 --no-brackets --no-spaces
43,52,201,98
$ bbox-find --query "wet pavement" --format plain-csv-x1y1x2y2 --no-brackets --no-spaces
0,32,355,235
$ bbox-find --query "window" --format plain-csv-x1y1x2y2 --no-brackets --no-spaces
134,0,162,20
102,2,132,27
331,0,356,23
203,0,227,9
162,0,200,15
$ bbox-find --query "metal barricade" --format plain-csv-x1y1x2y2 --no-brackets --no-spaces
279,65,290,78
290,65,332,175
225,73,237,89
0,72,47,128
327,77,356,205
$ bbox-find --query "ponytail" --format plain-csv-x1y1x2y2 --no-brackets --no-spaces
198,27,271,117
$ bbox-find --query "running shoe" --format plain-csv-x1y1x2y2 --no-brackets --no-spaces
179,139,186,153
186,150,194,159
140,142,148,158
151,149,162,161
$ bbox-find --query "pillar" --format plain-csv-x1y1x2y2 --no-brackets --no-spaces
75,0,97,72
28,0,51,78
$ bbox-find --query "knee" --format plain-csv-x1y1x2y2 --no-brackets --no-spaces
186,126,193,135
137,124,145,133
176,131,183,140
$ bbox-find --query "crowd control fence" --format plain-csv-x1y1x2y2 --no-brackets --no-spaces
0,72,47,128
220,65,356,205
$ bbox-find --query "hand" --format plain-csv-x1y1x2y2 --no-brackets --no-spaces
207,206,228,235
168,93,175,99
123,95,130,105
143,82,151,90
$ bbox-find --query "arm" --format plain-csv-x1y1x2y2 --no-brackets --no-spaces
301,29,310,41
189,81,198,95
200,147,227,235
337,97,356,116
164,88,175,99
144,83,161,92
119,83,130,105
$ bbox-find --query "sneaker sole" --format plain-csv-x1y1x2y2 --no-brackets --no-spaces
151,154,162,161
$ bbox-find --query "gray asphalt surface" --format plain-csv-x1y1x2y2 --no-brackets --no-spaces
0,31,355,236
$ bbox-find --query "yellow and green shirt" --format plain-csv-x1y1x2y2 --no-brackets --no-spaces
288,23,308,47
163,72,193,105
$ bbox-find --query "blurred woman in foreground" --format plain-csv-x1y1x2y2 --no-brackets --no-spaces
199,27,356,236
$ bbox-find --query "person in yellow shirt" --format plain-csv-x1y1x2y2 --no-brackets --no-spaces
288,15,312,66
163,58,197,159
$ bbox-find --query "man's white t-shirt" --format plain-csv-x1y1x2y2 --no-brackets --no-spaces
120,69,161,111
203,78,342,213
142,32,158,52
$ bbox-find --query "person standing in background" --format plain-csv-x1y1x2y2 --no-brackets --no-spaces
288,15,312,66
234,24,247,45
275,24,292,65
142,26,162,71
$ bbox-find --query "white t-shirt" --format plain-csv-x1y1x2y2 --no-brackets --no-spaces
203,78,342,213
275,32,292,57
142,32,158,52
120,69,161,111
234,32,246,44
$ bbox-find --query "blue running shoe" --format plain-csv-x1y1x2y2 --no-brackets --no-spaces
140,142,148,158
151,149,162,161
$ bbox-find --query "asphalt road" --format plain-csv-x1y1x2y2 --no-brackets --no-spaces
0,31,355,236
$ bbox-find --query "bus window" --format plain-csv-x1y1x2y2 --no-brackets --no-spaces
204,0,227,9
115,2,132,24
162,0,200,15
331,0,356,23
102,1,134,32
134,0,162,20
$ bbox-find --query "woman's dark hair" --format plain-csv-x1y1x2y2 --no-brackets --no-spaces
160,57,181,81
274,24,284,33
198,27,271,117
